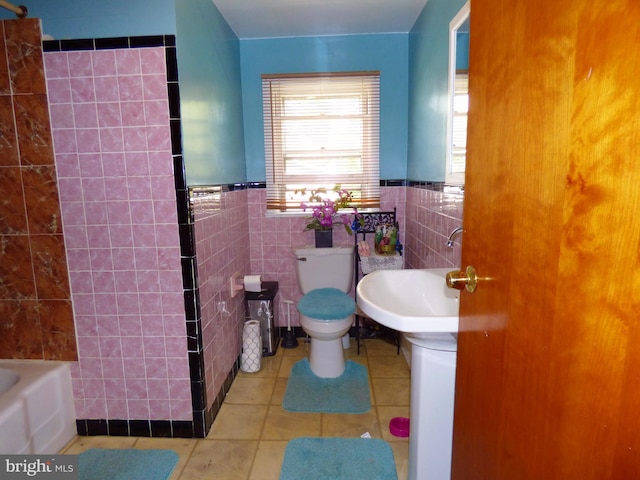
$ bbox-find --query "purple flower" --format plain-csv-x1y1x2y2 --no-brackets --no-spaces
300,184,359,234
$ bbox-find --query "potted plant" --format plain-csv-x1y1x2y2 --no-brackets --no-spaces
298,185,361,248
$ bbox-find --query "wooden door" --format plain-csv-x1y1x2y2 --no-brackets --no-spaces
452,0,640,478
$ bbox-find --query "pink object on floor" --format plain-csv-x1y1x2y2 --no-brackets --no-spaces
389,417,410,437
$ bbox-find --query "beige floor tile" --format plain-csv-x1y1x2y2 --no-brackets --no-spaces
178,439,257,480
225,376,276,405
277,355,303,378
238,354,282,379
389,440,410,480
280,342,309,356
341,341,360,357
364,338,402,356
346,353,369,370
261,406,321,440
321,411,382,439
368,355,411,379
133,437,198,480
248,440,288,480
371,378,411,405
207,404,268,440
376,405,411,443
270,377,288,405
62,435,138,453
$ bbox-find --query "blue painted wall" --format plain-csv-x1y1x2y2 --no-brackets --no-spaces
0,0,176,38
240,34,408,182
407,0,467,181
457,32,470,70
4,0,464,184
175,0,246,185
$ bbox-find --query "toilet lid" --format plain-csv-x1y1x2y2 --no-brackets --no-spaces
298,288,356,320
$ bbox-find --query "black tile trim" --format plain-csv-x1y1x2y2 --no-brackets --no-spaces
150,420,173,438
174,165,187,195
188,179,409,191
43,35,177,52
178,223,195,257
168,83,181,118
129,420,152,437
165,47,179,82
175,188,190,224
183,289,200,322
130,35,167,48
171,421,195,438
78,418,189,437
95,37,129,50
60,38,95,51
380,179,406,187
170,120,183,155
191,380,206,411
188,350,205,380
107,419,129,436
180,256,197,290
407,181,465,193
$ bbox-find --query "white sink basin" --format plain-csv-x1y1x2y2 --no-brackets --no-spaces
356,268,459,333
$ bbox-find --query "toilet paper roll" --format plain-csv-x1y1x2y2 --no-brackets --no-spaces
244,275,262,292
241,320,262,373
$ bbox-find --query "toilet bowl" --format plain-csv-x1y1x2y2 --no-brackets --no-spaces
294,246,355,378
298,288,355,377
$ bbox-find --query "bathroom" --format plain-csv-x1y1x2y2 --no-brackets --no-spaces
5,0,640,478
0,0,463,466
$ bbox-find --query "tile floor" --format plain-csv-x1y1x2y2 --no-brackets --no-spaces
60,338,410,479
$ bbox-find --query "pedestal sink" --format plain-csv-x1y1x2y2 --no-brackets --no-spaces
356,268,459,480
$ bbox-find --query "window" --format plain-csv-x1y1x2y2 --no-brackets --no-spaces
262,72,380,212
451,72,468,175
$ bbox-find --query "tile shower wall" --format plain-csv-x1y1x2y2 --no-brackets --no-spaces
247,185,406,327
404,185,464,269
190,187,251,418
45,45,192,422
0,19,76,360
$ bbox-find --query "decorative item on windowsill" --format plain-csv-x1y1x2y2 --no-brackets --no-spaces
298,185,363,248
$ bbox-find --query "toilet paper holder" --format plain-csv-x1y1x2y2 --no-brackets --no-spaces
229,272,263,297
230,272,244,297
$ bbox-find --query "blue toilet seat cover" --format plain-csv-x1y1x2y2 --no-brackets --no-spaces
298,288,356,320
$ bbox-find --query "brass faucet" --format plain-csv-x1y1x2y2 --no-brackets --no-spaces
446,227,463,248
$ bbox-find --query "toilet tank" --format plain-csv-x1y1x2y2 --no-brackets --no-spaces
294,246,354,294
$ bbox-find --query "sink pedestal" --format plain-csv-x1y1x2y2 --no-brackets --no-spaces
354,268,460,478
407,333,457,480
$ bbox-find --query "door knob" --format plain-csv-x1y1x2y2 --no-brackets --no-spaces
446,266,478,293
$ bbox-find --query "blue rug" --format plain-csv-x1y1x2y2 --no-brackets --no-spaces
78,449,179,480
280,437,397,480
282,359,371,414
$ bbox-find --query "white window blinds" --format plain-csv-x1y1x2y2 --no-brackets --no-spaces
262,72,380,212
451,72,469,174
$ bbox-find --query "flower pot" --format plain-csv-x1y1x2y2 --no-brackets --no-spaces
315,229,333,248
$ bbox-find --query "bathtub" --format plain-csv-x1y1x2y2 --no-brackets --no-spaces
0,360,76,454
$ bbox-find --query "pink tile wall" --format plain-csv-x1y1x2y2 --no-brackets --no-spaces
404,186,464,269
45,47,192,421
192,189,250,409
247,186,406,327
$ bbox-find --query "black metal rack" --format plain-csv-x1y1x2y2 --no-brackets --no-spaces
353,209,402,355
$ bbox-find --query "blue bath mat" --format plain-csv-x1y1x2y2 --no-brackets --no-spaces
282,358,371,413
78,449,179,480
280,437,397,480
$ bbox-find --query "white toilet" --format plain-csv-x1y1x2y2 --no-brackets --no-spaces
294,246,355,378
